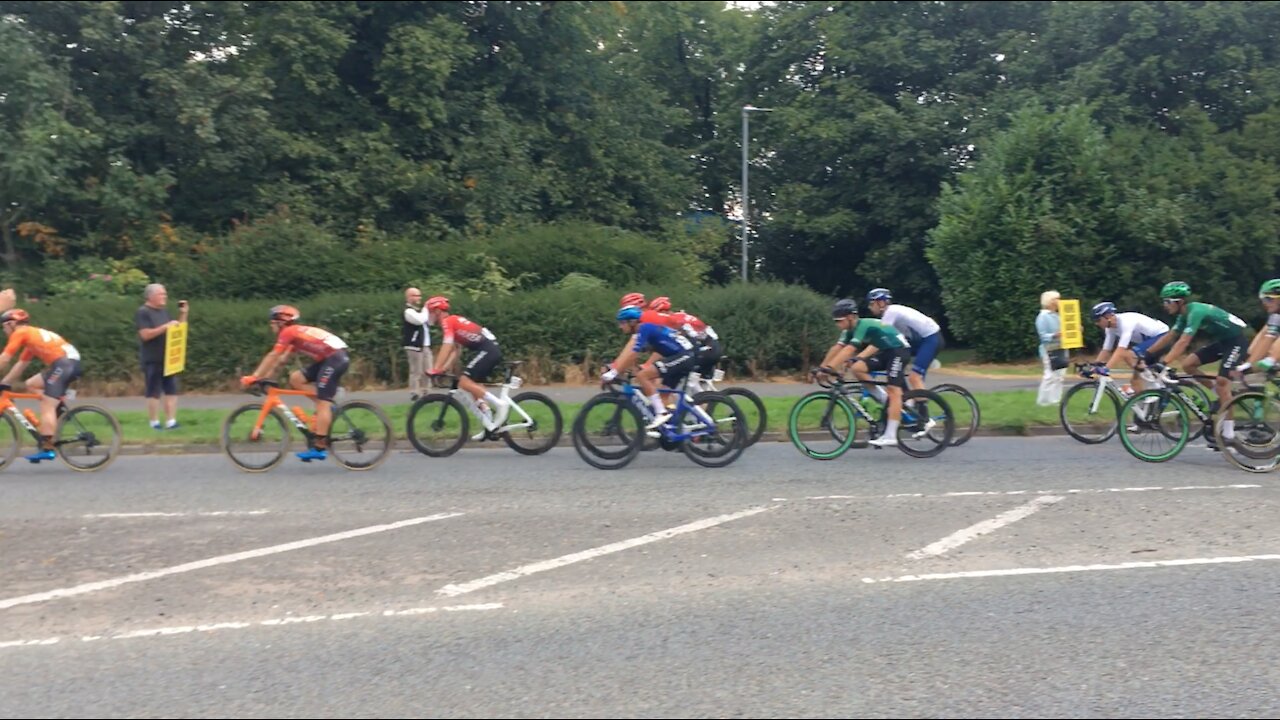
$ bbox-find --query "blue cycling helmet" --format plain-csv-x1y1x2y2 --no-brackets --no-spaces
866,288,892,303
616,306,643,322
1091,301,1117,319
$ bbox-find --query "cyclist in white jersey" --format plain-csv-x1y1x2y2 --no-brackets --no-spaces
865,288,942,392
1083,302,1169,394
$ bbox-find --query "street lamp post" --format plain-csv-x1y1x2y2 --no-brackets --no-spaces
741,104,774,282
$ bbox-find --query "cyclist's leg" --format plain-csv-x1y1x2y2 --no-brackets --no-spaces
909,332,943,392
310,352,348,441
460,341,503,422
1215,335,1247,438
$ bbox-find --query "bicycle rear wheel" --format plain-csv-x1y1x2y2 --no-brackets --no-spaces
680,391,747,468
721,387,767,446
329,400,393,470
571,394,644,469
501,391,563,456
787,391,857,460
405,393,468,457
54,404,121,472
929,383,979,446
1118,389,1189,462
1059,380,1120,444
1215,392,1280,473
898,389,953,458
222,402,290,472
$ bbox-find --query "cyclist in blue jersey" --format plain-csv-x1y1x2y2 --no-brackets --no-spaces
602,306,698,430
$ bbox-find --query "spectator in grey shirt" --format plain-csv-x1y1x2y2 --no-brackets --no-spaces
136,283,188,429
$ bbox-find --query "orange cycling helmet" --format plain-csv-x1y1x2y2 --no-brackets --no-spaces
268,305,300,323
0,309,30,324
426,296,450,311
620,292,645,308
649,296,671,312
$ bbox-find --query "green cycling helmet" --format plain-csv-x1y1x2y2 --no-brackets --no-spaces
1159,281,1191,300
1259,279,1280,298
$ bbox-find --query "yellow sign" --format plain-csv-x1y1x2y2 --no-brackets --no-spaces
164,321,188,376
1059,299,1084,349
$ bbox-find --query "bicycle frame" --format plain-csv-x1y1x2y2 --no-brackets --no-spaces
251,385,319,441
612,375,720,443
0,389,52,439
438,365,538,434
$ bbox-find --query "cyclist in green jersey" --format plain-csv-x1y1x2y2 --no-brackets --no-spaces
1140,281,1247,448
818,298,913,448
1236,279,1280,377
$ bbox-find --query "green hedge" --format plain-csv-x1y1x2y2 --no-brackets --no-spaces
26,282,833,392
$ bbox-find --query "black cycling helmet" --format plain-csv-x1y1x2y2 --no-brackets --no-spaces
832,298,859,318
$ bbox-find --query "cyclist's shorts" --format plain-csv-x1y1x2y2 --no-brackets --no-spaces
909,332,944,377
42,358,82,400
862,347,910,388
695,336,723,376
303,349,349,402
656,350,697,388
1194,334,1248,377
462,340,502,382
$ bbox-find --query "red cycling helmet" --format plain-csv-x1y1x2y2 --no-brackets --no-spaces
649,296,671,312
620,292,645,308
426,296,450,312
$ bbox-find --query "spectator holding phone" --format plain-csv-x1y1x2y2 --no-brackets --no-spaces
136,283,188,429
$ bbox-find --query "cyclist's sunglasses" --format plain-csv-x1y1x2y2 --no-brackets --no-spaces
1161,298,1182,305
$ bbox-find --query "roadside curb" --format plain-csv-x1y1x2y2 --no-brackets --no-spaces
117,426,1075,457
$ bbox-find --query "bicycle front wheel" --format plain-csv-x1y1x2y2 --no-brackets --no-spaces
1118,389,1189,463
405,393,468,457
55,404,122,472
329,400,393,471
222,403,290,473
571,394,644,470
721,387,767,446
0,412,22,472
788,391,857,460
898,389,954,458
1059,380,1120,444
929,383,979,446
501,391,564,456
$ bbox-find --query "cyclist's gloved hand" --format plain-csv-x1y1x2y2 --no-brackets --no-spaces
818,365,836,376
426,368,444,377
600,366,618,383
1079,366,1094,379
0,383,11,393
1094,365,1110,376
239,375,257,388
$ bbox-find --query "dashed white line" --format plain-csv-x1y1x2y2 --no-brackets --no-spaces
82,510,272,519
805,484,1260,501
863,554,1280,584
906,496,1064,560
0,512,464,611
0,604,502,649
438,506,775,597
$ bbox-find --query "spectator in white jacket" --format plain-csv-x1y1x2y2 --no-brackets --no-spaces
403,287,433,399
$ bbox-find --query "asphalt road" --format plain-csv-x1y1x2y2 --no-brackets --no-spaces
2,438,1276,718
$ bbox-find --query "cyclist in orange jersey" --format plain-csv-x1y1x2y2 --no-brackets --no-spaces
240,305,350,462
0,309,83,462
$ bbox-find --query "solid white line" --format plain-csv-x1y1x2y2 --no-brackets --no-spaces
82,510,272,518
805,484,1260,501
438,506,775,597
0,604,502,649
863,554,1280,584
0,512,464,611
906,496,1064,560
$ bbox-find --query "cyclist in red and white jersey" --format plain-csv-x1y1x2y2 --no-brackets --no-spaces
648,296,722,378
240,305,349,462
425,296,507,433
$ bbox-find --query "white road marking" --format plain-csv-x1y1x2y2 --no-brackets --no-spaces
438,506,775,597
82,510,272,519
863,554,1280,584
806,483,1260,501
907,496,1064,560
0,604,502,649
0,512,464,611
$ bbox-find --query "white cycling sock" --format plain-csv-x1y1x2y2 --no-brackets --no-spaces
1222,419,1235,439
870,386,889,404
483,391,503,408
884,419,900,436
649,394,666,416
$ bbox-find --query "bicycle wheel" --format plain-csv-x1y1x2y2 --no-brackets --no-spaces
222,402,290,472
571,394,644,469
405,393,468,457
53,404,121,472
501,391,563,456
329,400,393,471
929,383,979,446
787,391,857,460
0,412,21,472
721,387,767,446
1118,389,1189,462
680,391,748,468
1059,380,1120,444
898,389,954,458
1215,392,1280,473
